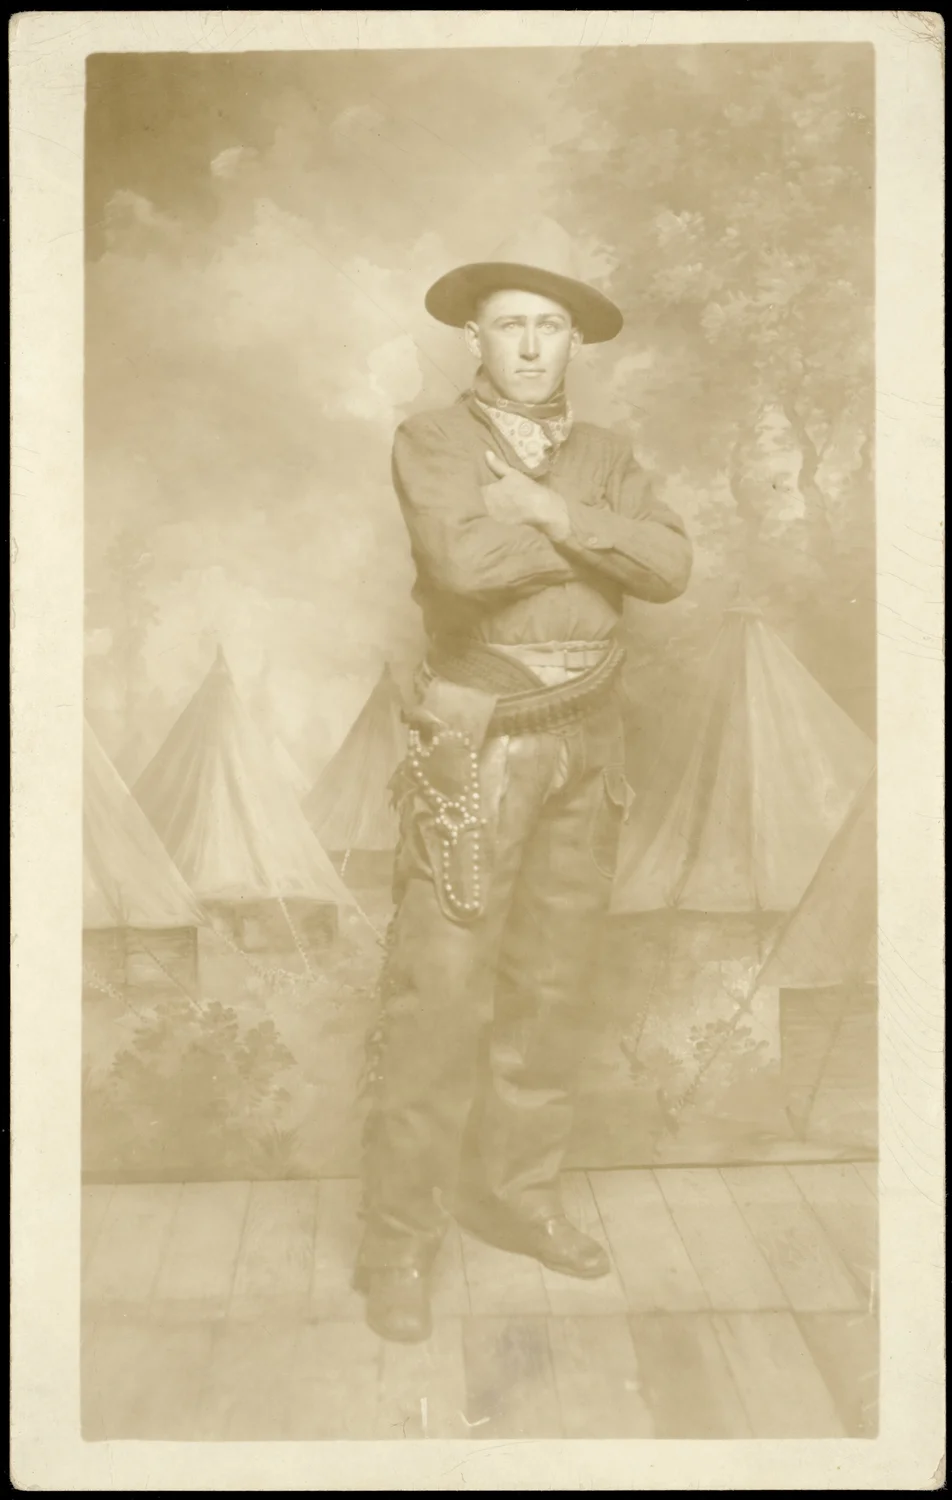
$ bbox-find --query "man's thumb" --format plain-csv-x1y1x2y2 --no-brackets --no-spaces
485,450,510,478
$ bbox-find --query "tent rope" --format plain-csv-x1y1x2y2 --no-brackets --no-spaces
658,992,753,1138
83,962,129,1006
655,924,773,1140
85,932,204,1015
82,959,168,1020
205,922,313,996
273,893,316,982
618,920,675,1077
334,847,391,941
125,932,205,1013
349,893,386,946
786,983,853,1140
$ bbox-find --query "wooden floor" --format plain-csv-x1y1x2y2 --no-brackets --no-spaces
82,1164,879,1441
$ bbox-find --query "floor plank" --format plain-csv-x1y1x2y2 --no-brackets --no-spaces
655,1168,786,1311
194,1318,300,1440
285,1319,383,1440
229,1180,319,1320
81,1185,114,1271
788,1165,878,1305
83,1184,181,1318
459,1229,550,1316
712,1311,846,1437
628,1312,751,1438
720,1166,863,1312
796,1312,879,1437
152,1182,251,1321
590,1171,709,1312
548,1316,654,1438
308,1178,366,1320
430,1223,471,1317
376,1318,468,1440
82,1322,215,1440
462,1316,563,1437
538,1173,630,1316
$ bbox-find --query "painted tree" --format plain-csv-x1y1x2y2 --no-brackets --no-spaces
549,44,875,729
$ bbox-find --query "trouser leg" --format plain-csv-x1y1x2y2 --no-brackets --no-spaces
462,709,628,1222
357,732,554,1271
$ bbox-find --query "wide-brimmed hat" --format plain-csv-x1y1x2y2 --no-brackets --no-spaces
425,216,623,344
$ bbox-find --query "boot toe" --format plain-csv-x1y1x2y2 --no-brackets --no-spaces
540,1222,611,1279
570,1239,611,1279
455,1201,613,1280
362,1268,432,1344
367,1303,431,1343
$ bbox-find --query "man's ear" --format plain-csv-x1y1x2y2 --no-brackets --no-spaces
463,321,482,361
567,326,584,360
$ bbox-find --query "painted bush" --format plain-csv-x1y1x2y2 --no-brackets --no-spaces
82,895,874,1182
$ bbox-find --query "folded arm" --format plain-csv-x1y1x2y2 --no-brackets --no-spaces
392,416,576,607
549,445,693,604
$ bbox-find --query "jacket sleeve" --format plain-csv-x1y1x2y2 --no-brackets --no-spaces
552,441,693,603
392,415,576,606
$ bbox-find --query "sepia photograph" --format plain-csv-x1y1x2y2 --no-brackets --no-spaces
9,12,944,1487
78,40,883,1443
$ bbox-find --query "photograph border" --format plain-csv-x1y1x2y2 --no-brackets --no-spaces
10,10,944,1491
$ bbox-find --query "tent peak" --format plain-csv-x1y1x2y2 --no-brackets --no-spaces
610,612,875,917
84,724,205,930
133,658,354,908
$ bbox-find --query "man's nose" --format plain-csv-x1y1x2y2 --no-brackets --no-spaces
519,324,540,359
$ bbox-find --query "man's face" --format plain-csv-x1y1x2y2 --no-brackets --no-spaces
464,288,582,404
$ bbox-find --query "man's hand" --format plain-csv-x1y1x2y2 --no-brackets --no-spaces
481,451,572,542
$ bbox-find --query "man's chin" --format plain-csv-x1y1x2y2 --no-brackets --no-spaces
501,375,560,403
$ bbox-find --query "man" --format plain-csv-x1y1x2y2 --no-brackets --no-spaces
355,218,692,1342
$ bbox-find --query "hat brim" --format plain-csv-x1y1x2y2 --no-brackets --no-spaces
424,261,623,344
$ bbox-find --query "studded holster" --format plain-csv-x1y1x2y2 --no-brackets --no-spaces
401,721,486,923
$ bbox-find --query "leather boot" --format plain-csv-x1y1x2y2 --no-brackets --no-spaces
353,1265,432,1344
456,1200,611,1280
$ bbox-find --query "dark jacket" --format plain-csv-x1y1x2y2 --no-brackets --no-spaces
391,393,692,647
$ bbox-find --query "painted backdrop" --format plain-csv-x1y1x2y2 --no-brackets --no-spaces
84,46,876,1179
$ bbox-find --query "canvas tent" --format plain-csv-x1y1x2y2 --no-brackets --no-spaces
611,607,876,917
304,662,406,883
753,773,877,1150
247,652,312,800
84,720,205,994
270,735,310,800
114,728,154,788
595,608,875,1159
756,771,876,991
133,647,356,952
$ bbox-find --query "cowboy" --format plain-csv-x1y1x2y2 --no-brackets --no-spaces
355,218,693,1342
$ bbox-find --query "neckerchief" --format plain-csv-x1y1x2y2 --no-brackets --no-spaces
470,366,574,474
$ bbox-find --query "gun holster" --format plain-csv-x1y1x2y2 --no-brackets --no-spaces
397,677,499,925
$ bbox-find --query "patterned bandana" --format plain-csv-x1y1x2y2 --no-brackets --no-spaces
471,366,574,474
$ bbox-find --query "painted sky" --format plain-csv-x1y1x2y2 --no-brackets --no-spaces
85,49,648,777
84,47,871,780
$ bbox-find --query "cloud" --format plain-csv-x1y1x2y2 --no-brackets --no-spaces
103,190,182,253
86,56,642,768
331,334,423,425
210,145,258,180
